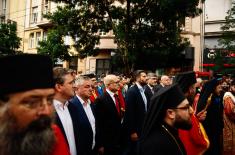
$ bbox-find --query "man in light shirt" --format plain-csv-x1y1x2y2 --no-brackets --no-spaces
53,67,78,155
69,76,97,155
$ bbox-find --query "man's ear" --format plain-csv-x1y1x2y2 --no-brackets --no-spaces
55,83,62,92
166,109,176,119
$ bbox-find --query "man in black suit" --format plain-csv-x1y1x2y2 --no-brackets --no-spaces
122,70,148,155
144,72,158,100
53,67,78,155
69,76,97,155
153,75,171,93
94,74,123,155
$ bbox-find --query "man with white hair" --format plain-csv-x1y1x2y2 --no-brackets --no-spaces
94,74,123,155
69,76,97,155
153,75,172,93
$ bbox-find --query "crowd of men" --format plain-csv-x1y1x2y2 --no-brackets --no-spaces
0,54,235,155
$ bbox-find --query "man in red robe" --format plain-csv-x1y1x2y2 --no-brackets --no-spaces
174,71,209,155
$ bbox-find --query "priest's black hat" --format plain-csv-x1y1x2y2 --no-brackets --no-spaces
0,54,54,96
141,84,186,139
173,71,196,93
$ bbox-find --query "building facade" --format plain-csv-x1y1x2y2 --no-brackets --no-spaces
5,0,225,74
204,0,234,49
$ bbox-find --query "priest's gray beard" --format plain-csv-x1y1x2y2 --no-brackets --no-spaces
0,105,56,155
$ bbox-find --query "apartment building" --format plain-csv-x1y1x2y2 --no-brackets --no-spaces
2,0,208,74
0,0,26,51
23,0,116,75
204,0,234,48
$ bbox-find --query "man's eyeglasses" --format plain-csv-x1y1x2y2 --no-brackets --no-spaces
173,104,191,111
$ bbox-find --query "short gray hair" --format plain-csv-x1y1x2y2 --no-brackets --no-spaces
103,74,117,87
74,76,90,87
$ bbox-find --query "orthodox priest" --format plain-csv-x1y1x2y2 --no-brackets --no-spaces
138,84,193,155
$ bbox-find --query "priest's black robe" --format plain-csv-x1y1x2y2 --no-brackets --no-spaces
138,123,187,155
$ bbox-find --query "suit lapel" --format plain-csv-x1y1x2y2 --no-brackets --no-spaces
54,112,69,146
134,84,148,110
104,92,120,119
69,97,93,134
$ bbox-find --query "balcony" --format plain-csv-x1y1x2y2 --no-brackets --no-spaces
36,21,54,30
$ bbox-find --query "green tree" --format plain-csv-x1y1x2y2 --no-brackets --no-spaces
0,21,21,56
219,5,235,51
37,29,70,63
217,4,235,74
40,0,202,73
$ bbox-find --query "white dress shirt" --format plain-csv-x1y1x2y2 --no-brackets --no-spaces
53,99,77,155
76,95,96,149
136,83,148,111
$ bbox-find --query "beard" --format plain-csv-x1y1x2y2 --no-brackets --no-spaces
0,108,56,155
174,114,192,130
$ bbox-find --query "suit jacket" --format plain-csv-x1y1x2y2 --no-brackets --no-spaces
94,92,122,149
55,98,95,155
68,96,97,155
123,84,149,138
54,102,80,155
153,84,163,93
144,85,154,103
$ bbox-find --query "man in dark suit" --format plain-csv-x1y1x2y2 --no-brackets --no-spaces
53,67,78,155
144,72,158,100
122,70,148,155
153,75,171,93
69,76,97,155
94,74,123,155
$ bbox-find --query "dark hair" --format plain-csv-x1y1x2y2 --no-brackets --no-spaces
134,70,146,80
0,95,9,102
53,67,71,85
231,80,235,86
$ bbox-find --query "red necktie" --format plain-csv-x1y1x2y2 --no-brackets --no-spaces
114,94,120,115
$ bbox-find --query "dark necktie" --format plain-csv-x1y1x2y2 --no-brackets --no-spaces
114,94,120,115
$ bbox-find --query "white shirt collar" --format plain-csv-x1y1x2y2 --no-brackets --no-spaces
76,95,91,106
106,89,116,97
136,82,144,91
53,99,69,109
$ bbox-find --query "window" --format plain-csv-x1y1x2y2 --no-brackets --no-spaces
36,32,41,47
29,33,35,48
96,59,110,75
2,0,6,15
0,17,5,23
31,6,38,23
42,0,49,20
43,31,47,40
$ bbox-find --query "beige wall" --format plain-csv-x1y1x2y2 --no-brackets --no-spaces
1,0,26,51
181,7,203,71
77,50,110,74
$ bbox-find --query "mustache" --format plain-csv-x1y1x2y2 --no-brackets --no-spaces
24,115,52,133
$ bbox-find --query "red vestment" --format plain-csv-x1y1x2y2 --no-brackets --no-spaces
51,124,70,155
179,115,209,155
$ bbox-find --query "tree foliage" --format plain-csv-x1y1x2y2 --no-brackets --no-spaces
0,21,22,56
219,5,235,50
217,4,235,73
40,0,202,73
37,29,71,63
